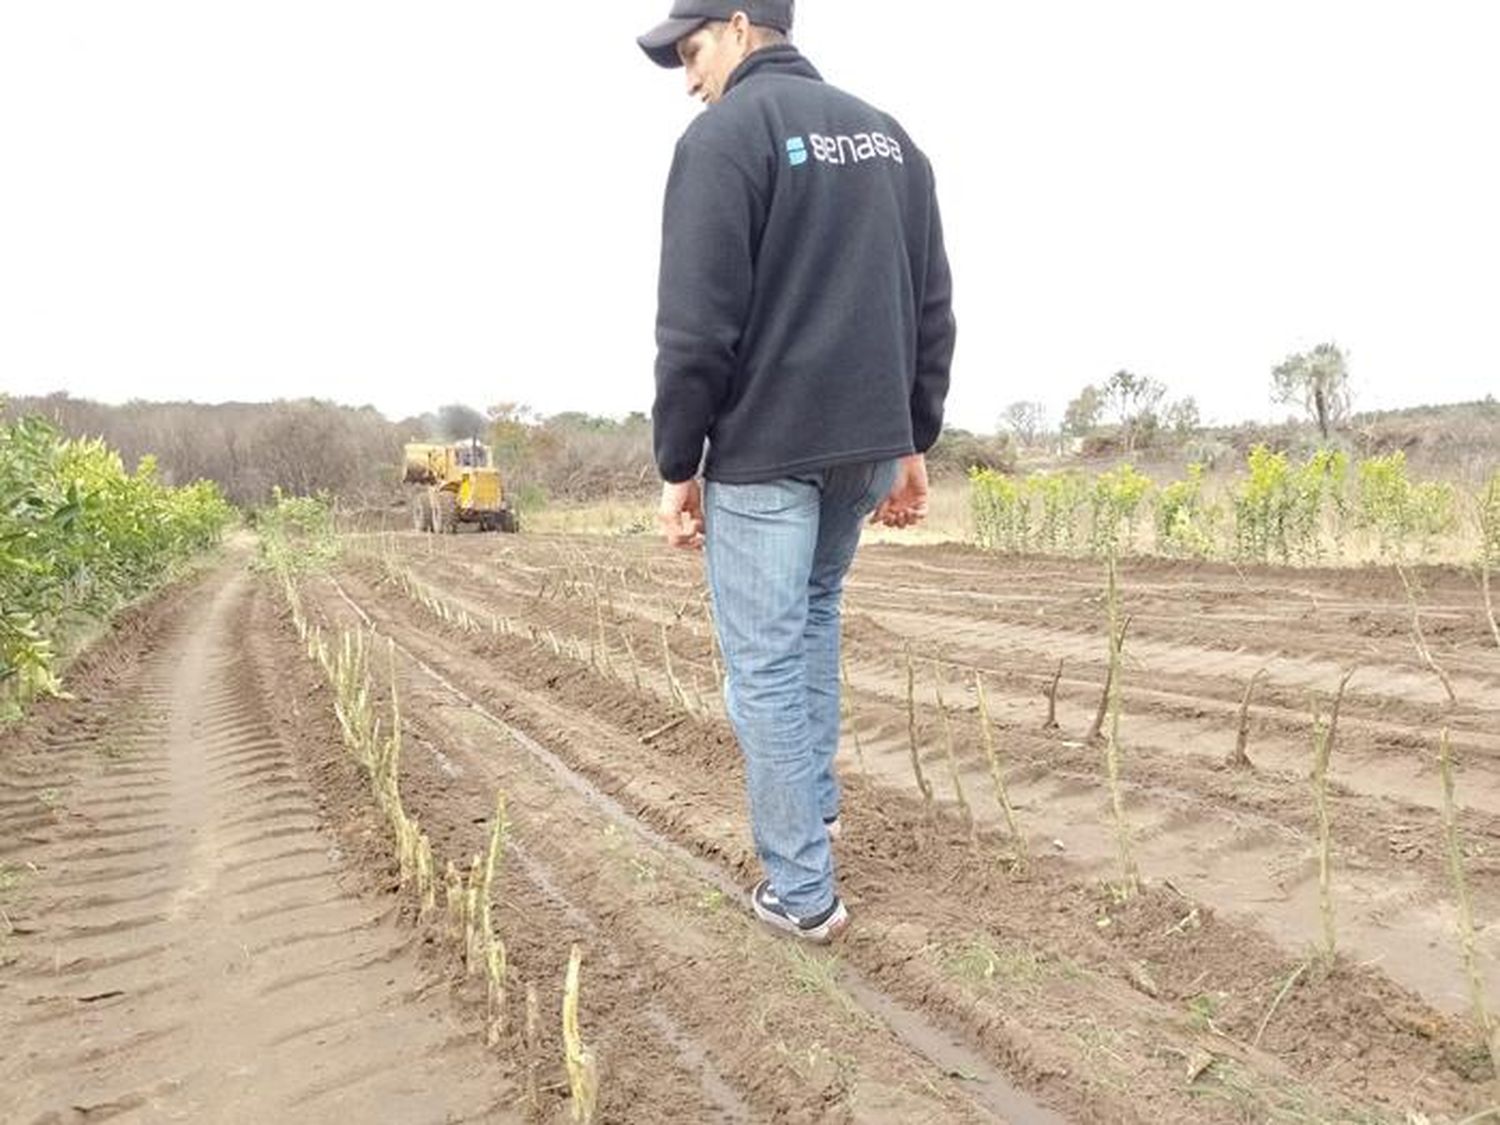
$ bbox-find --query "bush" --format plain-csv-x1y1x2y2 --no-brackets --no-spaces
1088,464,1152,556
971,466,1144,557
1,412,234,717
1232,446,1346,564
1355,451,1458,558
969,444,1478,567
1033,471,1090,554
1154,464,1220,559
1481,469,1500,567
255,489,338,573
969,468,1029,553
510,482,550,514
931,428,1016,477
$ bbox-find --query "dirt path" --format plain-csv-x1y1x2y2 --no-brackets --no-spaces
0,563,508,1123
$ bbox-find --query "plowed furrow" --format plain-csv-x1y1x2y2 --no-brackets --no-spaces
336,538,1495,1121
313,570,1087,1124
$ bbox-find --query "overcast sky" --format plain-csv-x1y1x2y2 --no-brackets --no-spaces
3,2,1497,435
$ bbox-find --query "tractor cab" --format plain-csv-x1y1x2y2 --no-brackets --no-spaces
455,441,490,469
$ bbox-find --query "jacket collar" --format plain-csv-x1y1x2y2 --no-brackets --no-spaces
723,44,822,97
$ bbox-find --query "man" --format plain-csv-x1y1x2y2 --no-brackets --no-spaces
638,1,955,943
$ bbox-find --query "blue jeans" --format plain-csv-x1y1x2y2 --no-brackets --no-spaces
704,459,899,917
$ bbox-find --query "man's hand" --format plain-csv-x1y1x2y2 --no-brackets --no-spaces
871,454,929,529
658,479,705,550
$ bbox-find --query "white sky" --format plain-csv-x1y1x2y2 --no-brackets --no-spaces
2,2,1497,434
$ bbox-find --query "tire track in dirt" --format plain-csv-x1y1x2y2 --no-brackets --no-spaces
0,562,511,1123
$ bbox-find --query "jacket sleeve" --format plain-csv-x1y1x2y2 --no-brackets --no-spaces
652,137,765,483
911,170,956,454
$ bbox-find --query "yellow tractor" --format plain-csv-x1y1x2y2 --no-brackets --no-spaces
402,439,519,533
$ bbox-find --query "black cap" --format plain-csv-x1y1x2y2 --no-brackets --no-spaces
637,1,794,69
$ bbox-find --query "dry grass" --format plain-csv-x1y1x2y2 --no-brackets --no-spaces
524,498,655,537
523,477,975,544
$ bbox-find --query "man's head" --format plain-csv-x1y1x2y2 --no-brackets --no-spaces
638,2,793,104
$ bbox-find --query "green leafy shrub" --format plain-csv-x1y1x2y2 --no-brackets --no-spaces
1480,469,1500,566
972,466,1148,557
1232,446,1345,564
969,468,1030,553
255,489,339,573
1356,451,1458,557
1290,449,1349,562
1154,464,1221,558
1232,446,1289,562
1088,464,1152,557
969,446,1473,566
1,411,234,717
1032,471,1090,554
970,469,1089,555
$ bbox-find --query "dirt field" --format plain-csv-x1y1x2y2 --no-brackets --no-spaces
3,532,1498,1122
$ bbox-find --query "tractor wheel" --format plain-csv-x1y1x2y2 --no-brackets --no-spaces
434,491,459,534
498,508,520,534
412,492,433,532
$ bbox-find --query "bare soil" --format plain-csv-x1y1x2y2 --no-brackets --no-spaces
5,532,1498,1122
0,560,508,1122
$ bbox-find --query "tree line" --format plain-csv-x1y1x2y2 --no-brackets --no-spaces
998,341,1355,456
1,395,1014,511
5,342,1450,511
1,395,411,508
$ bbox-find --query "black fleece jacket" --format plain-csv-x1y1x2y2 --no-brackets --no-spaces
652,46,955,484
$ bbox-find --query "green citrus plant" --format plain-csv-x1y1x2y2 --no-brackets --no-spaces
1,410,233,718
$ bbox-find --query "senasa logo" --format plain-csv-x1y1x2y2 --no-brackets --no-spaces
806,130,903,166
785,136,808,166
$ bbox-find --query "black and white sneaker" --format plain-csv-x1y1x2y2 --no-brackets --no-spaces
750,880,849,943
823,815,843,842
